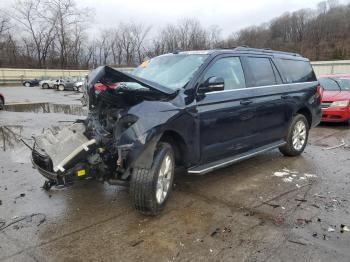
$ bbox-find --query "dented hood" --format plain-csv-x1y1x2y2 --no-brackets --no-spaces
87,66,176,95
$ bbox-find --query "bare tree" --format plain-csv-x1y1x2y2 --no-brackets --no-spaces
12,0,57,68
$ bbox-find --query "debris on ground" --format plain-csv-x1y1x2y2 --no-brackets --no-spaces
288,239,307,246
295,198,307,203
296,218,312,225
274,214,285,225
129,239,144,247
328,227,335,232
210,228,220,237
341,224,349,233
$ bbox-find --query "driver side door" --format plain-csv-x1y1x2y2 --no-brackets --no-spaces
196,56,258,163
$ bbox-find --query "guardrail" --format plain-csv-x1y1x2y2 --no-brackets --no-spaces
1,61,350,85
0,67,134,85
311,60,350,76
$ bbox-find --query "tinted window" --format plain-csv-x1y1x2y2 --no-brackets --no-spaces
319,78,340,91
246,57,277,87
279,59,316,83
204,57,246,90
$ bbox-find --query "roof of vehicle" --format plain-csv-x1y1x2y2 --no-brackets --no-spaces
174,46,303,59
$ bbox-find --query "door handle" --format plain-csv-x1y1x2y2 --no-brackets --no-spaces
281,95,291,99
240,100,253,105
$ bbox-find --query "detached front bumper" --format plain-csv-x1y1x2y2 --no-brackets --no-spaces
31,148,91,186
321,107,350,122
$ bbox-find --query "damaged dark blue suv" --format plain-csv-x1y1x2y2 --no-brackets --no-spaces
32,47,322,215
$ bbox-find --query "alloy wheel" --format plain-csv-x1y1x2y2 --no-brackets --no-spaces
292,120,306,150
156,153,173,204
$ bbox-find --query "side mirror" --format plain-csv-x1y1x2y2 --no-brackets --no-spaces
198,76,225,93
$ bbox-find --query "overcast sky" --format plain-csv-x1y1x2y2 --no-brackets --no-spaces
1,0,349,36
80,0,346,36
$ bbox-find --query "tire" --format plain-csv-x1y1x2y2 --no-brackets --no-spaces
0,98,4,110
279,114,309,156
24,82,31,87
42,83,49,89
130,142,175,215
77,85,83,93
58,84,65,91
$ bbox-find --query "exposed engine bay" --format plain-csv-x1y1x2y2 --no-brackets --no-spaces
31,66,175,190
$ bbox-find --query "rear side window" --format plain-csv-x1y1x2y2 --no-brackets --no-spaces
278,59,316,83
246,57,278,87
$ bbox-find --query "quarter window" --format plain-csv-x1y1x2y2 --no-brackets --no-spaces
203,57,246,90
278,59,316,83
246,57,277,87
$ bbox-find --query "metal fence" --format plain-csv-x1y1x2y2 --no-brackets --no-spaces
1,61,350,85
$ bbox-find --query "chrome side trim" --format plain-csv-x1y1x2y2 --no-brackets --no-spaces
205,81,319,95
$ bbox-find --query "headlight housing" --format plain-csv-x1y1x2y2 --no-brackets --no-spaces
330,100,349,107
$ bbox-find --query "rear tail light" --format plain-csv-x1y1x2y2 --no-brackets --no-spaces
316,85,324,101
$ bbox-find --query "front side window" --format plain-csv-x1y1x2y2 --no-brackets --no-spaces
203,57,246,90
246,57,277,87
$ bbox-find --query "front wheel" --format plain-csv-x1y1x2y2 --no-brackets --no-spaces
0,98,4,110
42,83,49,89
24,82,31,87
279,114,309,156
130,142,175,215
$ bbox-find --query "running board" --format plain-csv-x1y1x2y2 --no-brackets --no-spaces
187,141,286,175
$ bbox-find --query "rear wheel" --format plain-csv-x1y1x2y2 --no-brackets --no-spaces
24,82,31,87
58,84,65,91
77,85,83,92
130,142,175,215
42,83,49,89
0,98,4,110
279,114,309,156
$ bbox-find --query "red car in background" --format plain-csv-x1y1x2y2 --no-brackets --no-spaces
319,74,350,124
0,93,4,110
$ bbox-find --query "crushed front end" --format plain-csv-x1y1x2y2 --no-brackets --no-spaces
32,66,175,189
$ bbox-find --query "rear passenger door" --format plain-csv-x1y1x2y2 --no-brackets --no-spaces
243,56,288,147
196,56,258,163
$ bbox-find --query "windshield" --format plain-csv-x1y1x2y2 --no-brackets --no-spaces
319,78,340,91
132,54,208,89
337,78,350,91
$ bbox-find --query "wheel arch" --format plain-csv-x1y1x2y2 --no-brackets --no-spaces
159,130,188,167
296,107,312,129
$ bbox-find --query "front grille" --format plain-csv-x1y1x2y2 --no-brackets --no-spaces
322,101,332,108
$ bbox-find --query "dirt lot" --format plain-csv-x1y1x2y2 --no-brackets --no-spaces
0,86,350,262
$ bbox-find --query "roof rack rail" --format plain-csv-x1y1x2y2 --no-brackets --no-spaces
234,46,301,57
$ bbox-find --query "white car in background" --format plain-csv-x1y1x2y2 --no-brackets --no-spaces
39,78,59,89
73,80,84,92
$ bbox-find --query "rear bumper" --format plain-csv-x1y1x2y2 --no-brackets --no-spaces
321,107,350,122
